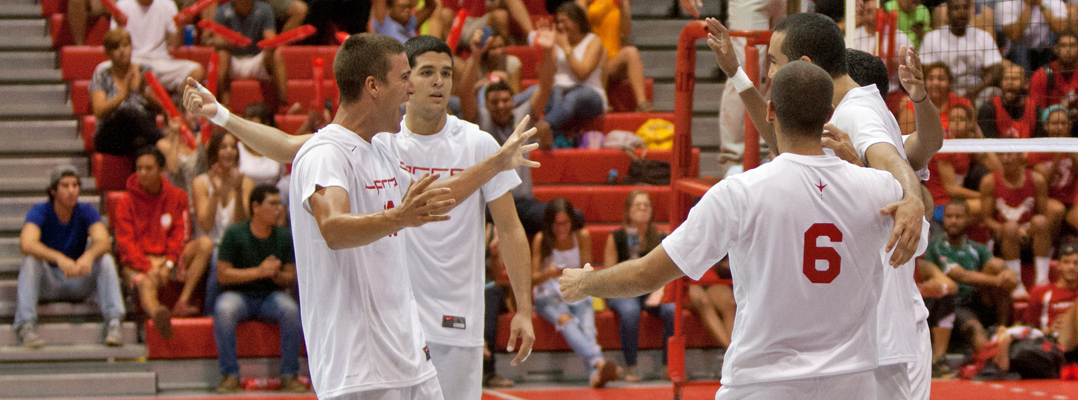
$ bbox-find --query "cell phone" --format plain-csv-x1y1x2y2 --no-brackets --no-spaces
479,26,495,47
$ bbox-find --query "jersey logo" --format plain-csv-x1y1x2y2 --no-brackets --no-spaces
995,196,1035,222
815,178,828,198
364,177,399,194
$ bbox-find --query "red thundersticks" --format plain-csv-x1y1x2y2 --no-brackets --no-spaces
144,71,198,148
197,19,253,48
99,0,128,26
257,25,316,49
202,52,220,144
173,0,218,26
311,57,325,111
446,9,468,53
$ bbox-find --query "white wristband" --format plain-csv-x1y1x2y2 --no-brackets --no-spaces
730,67,755,93
195,82,231,126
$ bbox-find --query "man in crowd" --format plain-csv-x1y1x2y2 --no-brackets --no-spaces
211,0,288,107
112,0,205,91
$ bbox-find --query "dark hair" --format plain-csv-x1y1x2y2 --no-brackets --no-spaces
539,197,584,261
249,183,280,210
556,2,591,35
243,103,277,128
135,146,166,168
950,103,974,121
773,13,847,78
335,33,405,105
771,61,834,138
47,170,80,203
404,35,454,70
846,49,889,99
1060,239,1078,257
206,130,237,168
485,80,514,99
944,199,970,214
923,62,954,85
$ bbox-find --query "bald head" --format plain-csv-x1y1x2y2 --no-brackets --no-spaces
770,61,834,140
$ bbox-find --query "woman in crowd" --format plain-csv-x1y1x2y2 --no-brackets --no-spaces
546,2,606,145
238,104,288,188
1029,106,1078,232
531,198,618,388
603,190,674,382
583,0,656,112
90,28,163,157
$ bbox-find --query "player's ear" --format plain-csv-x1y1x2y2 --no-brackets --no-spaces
766,100,776,124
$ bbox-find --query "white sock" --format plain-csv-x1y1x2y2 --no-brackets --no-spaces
1034,257,1051,286
1005,259,1021,274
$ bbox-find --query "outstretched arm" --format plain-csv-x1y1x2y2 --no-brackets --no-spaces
559,244,685,302
430,116,539,206
706,18,778,155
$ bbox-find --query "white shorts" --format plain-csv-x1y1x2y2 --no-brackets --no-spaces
908,321,932,400
427,342,483,400
715,370,875,400
332,376,443,400
875,363,912,400
229,52,271,81
133,56,201,92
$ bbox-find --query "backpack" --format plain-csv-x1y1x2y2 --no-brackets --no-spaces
1008,337,1067,379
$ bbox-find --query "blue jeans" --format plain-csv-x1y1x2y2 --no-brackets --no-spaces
534,292,603,371
606,295,675,367
544,85,605,136
213,291,302,377
203,249,219,317
14,255,125,330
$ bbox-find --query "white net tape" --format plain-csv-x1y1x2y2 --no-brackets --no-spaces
938,138,1078,153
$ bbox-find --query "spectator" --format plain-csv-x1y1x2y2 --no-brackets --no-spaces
915,258,959,377
211,0,289,108
483,227,517,389
979,152,1056,297
978,64,1038,138
158,114,207,195
583,0,656,112
1029,107,1078,233
996,0,1068,71
68,0,109,45
14,166,126,348
885,0,933,48
547,2,606,145
113,0,206,92
900,62,973,136
854,0,914,95
1024,242,1077,362
603,191,674,382
931,0,996,40
925,104,996,219
923,200,1013,362
685,266,736,354
185,0,308,36
371,0,437,43
530,198,618,388
212,185,305,393
191,131,255,245
476,32,524,102
921,0,1005,100
114,147,215,338
433,0,535,44
1029,33,1078,109
237,104,287,188
301,0,371,45
90,28,164,157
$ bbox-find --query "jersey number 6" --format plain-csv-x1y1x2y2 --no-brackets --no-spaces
803,223,842,284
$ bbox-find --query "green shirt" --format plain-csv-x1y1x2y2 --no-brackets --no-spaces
884,1,932,49
217,221,295,298
924,236,992,301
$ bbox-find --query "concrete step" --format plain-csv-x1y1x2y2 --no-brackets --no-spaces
629,19,698,48
653,81,724,113
0,120,80,141
0,342,148,361
640,48,724,80
691,115,720,148
0,84,67,105
630,2,723,18
0,4,45,19
0,52,56,70
0,176,97,194
0,157,91,179
699,150,723,178
0,237,17,260
0,322,138,347
0,137,86,155
0,0,40,6
0,103,72,119
0,35,52,51
0,300,104,321
0,68,63,84
0,371,157,398
0,257,18,277
0,18,47,37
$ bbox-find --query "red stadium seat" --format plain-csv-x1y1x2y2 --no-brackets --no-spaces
494,309,722,352
50,13,108,47
169,46,215,70
285,79,340,112
280,46,338,80
607,78,653,113
70,80,91,116
40,0,66,16
274,114,309,135
530,148,698,185
505,45,541,80
533,185,671,223
61,46,107,81
92,153,133,191
81,116,95,152
145,317,307,359
103,191,127,229
227,79,267,114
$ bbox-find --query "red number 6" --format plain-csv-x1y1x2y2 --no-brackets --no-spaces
803,223,842,284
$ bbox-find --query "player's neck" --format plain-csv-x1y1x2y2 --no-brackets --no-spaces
404,108,448,136
333,101,382,143
832,75,860,107
776,133,825,156
1002,168,1025,185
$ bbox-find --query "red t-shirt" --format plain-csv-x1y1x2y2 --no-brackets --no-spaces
1030,61,1078,108
1025,283,1078,331
1028,153,1078,205
907,92,971,131
992,170,1037,224
442,0,486,15
992,97,1038,139
925,153,972,206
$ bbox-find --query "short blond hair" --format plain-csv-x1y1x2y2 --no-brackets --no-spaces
103,28,131,52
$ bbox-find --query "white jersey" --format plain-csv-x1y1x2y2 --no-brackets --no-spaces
828,85,932,365
113,0,178,60
663,153,902,386
996,0,1068,49
381,115,520,347
289,125,435,397
919,26,1003,97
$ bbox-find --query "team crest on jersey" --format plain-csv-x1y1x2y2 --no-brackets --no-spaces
996,197,1035,222
814,178,828,199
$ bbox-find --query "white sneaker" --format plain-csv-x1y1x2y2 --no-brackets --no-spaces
1012,285,1029,299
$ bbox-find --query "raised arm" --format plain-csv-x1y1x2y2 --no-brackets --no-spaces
899,46,943,171
530,26,557,120
429,116,538,206
706,18,778,155
460,30,488,123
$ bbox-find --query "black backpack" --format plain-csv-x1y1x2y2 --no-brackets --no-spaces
1008,337,1067,379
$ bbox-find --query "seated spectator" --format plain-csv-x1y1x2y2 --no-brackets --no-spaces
1030,33,1078,110
212,185,305,394
584,0,656,112
930,0,995,40
685,265,735,354
371,0,436,43
158,114,207,195
14,166,126,348
547,2,606,145
1024,242,1078,363
192,131,255,245
603,190,674,382
924,200,1014,357
211,0,288,108
91,28,164,157
921,0,1004,100
996,0,1068,71
237,104,287,188
183,0,309,38
301,0,370,45
885,0,933,48
915,258,959,377
483,226,517,389
853,0,914,95
980,152,1057,297
68,0,112,45
530,198,618,388
1028,107,1078,232
900,62,972,136
113,0,206,92
114,147,215,338
476,32,524,103
978,64,1039,138
925,104,996,219
433,0,535,44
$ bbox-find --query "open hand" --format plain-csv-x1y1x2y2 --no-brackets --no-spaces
558,263,594,303
534,25,556,49
898,46,927,103
680,0,703,17
392,173,455,228
705,18,741,77
495,115,540,171
822,123,864,167
879,195,925,266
